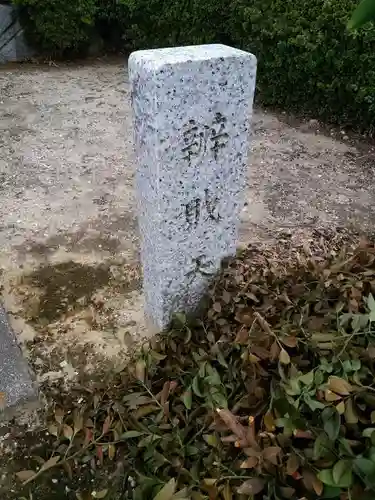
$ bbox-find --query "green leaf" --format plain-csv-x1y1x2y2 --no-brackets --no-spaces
174,312,187,326
351,359,361,371
285,377,301,396
322,486,342,498
322,407,340,441
81,16,93,25
211,390,227,408
354,457,375,476
299,371,314,385
332,460,353,487
370,446,375,463
305,396,325,411
203,434,219,447
120,431,145,439
182,388,192,409
217,351,228,368
318,469,336,486
319,465,352,488
150,351,167,362
314,432,332,460
339,438,354,457
153,478,176,500
368,293,375,313
363,428,375,438
93,490,108,499
192,376,204,397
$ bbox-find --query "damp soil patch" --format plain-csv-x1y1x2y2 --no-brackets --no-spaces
23,261,112,324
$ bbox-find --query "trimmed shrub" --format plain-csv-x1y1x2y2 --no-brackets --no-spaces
95,0,130,50
116,0,232,50
14,0,98,56
230,0,375,130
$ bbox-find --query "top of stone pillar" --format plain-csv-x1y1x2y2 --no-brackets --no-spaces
128,44,256,72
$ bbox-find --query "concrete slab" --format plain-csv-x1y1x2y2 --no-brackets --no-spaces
0,305,37,419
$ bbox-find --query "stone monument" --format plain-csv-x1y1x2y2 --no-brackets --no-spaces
129,44,256,331
0,306,37,420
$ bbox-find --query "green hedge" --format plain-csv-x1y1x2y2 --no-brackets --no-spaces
14,0,98,55
117,0,232,49
13,0,375,131
230,0,375,131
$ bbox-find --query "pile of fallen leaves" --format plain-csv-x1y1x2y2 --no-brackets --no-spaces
13,231,375,500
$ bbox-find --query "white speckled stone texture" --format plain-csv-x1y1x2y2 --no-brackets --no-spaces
0,305,37,419
129,44,256,330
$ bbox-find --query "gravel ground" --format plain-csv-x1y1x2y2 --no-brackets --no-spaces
0,58,374,383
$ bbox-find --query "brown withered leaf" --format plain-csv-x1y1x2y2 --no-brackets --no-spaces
293,430,313,439
254,312,273,336
213,302,222,313
102,415,111,435
135,359,146,382
286,453,300,475
237,478,265,495
240,456,258,469
222,482,232,500
279,487,296,499
243,447,262,457
41,455,60,471
55,407,64,425
16,470,36,483
84,428,93,446
325,389,342,402
221,435,238,443
345,398,358,424
302,469,323,495
280,336,297,348
263,446,281,465
97,445,103,466
312,476,324,496
222,290,231,304
48,424,58,437
279,348,291,365
251,345,271,360
235,327,249,344
249,353,261,363
270,340,281,361
235,308,254,326
63,424,73,441
63,461,73,480
73,412,84,434
336,400,345,415
263,411,276,432
307,316,326,331
160,381,170,405
367,345,375,359
216,408,248,442
328,376,352,395
108,444,116,460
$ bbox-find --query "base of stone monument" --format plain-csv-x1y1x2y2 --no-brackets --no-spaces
0,305,38,422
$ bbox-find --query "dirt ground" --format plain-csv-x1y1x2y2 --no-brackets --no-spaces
0,58,375,389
